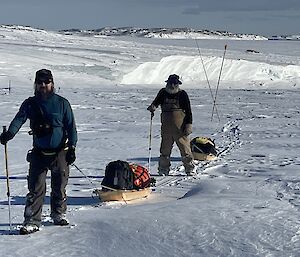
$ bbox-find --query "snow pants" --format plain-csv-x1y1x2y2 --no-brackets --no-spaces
159,111,194,173
23,148,69,226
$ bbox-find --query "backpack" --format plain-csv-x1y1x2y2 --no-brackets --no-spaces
101,160,134,190
129,163,151,189
28,97,53,138
190,137,217,156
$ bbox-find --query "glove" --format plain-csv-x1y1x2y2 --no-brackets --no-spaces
183,124,192,136
147,104,156,113
66,146,76,165
0,131,13,145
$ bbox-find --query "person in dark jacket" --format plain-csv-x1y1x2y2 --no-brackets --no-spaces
147,74,195,176
0,69,77,234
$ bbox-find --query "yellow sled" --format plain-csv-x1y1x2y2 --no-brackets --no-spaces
94,187,152,202
192,152,217,161
191,137,218,161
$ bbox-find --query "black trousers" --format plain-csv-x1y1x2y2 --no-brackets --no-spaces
24,148,69,226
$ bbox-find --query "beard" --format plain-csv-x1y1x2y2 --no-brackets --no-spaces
34,84,55,98
165,83,180,94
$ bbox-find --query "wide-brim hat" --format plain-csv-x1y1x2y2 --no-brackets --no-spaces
35,69,53,83
165,74,182,85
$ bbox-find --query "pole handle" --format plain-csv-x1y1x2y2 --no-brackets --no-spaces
3,126,7,133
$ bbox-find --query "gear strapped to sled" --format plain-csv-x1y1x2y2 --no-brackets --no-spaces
129,163,151,189
190,137,217,161
101,160,151,191
101,160,134,190
97,160,152,202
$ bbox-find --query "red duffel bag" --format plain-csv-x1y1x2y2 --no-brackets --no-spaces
129,163,151,189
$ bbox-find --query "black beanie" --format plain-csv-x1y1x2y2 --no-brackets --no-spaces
35,69,53,83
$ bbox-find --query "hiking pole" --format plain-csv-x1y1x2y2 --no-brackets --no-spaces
211,44,227,122
3,126,12,232
71,163,117,191
195,39,220,122
148,112,154,174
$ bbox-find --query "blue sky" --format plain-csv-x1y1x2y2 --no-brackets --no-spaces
0,0,299,36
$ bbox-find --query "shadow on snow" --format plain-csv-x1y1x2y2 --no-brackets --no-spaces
0,195,99,206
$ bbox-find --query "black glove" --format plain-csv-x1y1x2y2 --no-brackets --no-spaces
0,131,13,145
147,104,156,113
66,146,76,165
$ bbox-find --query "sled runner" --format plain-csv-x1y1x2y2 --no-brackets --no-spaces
94,187,152,202
190,137,217,161
193,152,217,161
95,160,152,202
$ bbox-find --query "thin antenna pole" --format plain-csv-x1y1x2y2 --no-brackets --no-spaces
211,44,227,122
195,39,220,122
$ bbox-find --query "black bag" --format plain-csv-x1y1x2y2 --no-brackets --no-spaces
101,160,134,190
28,97,53,138
190,137,217,156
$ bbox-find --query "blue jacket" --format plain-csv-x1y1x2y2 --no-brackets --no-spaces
8,93,77,150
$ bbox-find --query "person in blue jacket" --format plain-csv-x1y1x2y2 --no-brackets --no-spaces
0,69,77,234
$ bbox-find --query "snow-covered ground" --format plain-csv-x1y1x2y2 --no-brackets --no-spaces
0,26,300,257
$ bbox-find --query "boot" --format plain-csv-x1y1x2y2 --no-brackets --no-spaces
19,223,39,235
158,168,170,176
185,164,197,176
51,213,69,226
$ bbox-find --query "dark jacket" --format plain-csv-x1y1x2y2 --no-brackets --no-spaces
7,93,77,150
151,88,192,124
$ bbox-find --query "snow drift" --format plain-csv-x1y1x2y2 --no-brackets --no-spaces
121,55,300,87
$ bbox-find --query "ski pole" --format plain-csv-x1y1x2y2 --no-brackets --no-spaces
71,163,117,191
148,112,154,174
3,126,12,232
195,39,220,122
211,44,227,122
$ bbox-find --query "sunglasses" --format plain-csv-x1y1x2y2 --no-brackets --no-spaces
36,79,52,85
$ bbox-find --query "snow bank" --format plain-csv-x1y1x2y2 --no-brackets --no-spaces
121,55,300,88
